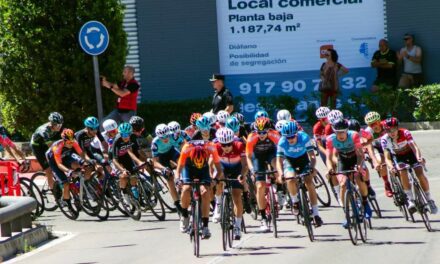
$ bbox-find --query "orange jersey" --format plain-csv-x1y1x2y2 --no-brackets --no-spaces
49,139,82,165
246,129,281,156
178,140,220,168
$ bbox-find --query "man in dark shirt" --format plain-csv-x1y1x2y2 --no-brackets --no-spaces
371,39,398,92
101,66,140,125
210,74,234,114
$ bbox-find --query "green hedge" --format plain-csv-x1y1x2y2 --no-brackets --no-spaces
408,84,440,121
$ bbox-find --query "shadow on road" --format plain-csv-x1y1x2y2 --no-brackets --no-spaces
133,227,165,232
102,243,137,248
367,241,426,246
201,252,278,258
374,225,424,230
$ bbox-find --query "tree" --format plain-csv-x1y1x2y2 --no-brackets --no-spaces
0,0,127,138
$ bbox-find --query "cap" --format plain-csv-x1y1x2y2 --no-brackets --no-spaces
209,73,225,82
403,33,414,40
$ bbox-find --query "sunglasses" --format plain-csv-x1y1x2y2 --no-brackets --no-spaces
159,134,169,139
257,130,268,135
221,142,233,148
286,134,297,140
107,129,118,134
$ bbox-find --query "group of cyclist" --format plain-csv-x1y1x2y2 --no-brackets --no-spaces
2,104,436,244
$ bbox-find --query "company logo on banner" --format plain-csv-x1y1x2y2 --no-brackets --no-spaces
215,0,386,121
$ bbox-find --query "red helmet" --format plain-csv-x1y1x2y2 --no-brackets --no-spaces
383,117,399,130
190,113,202,125
254,117,270,131
190,145,208,169
61,128,75,141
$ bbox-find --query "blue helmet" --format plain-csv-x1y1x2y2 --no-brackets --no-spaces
281,121,298,137
118,122,133,136
254,110,269,121
225,117,240,133
196,116,211,131
84,116,100,130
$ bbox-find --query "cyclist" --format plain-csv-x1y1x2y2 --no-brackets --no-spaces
46,128,89,206
177,140,224,239
225,116,243,141
313,106,331,163
381,117,437,214
168,121,190,151
0,127,26,164
203,112,217,129
31,112,63,191
364,111,392,197
246,117,281,232
216,110,230,129
326,118,372,226
151,123,182,212
184,113,202,139
276,121,323,226
130,116,153,161
215,127,248,239
111,123,145,200
191,116,216,141
91,119,119,155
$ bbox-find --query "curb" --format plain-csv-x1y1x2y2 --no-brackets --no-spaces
400,121,440,130
0,226,49,260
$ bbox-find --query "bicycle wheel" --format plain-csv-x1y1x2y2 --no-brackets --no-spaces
300,188,314,242
314,171,331,207
20,177,45,218
268,186,278,238
368,197,382,218
241,217,247,234
192,199,201,257
119,187,142,221
80,178,101,217
246,175,259,220
86,178,109,221
56,186,80,220
344,191,358,245
414,184,432,232
221,194,230,251
354,191,367,243
139,179,166,221
31,172,58,211
152,173,177,212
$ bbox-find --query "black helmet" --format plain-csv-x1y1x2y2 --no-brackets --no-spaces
129,116,144,131
332,118,349,132
348,119,361,132
48,112,63,124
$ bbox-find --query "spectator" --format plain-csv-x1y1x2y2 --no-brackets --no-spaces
210,73,234,114
398,33,423,88
371,39,398,92
101,66,140,124
319,49,349,109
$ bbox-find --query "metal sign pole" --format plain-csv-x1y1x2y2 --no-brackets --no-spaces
93,55,104,121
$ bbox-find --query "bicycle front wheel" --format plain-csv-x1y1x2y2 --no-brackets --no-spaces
414,184,432,232
314,171,331,207
192,200,201,257
221,194,231,251
344,191,358,245
31,172,58,211
20,177,45,218
300,188,314,242
268,186,278,238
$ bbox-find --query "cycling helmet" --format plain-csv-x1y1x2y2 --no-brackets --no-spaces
216,127,235,144
84,116,99,130
254,110,269,120
61,128,75,141
196,116,211,131
347,119,361,132
364,111,381,125
275,120,288,133
155,124,170,138
216,110,230,124
332,118,349,132
327,110,344,125
190,145,208,169
225,117,240,133
254,117,270,131
167,121,181,134
190,113,202,126
48,112,63,124
276,109,291,121
281,121,298,137
315,107,330,119
383,117,399,130
232,112,245,125
203,112,217,126
118,123,133,137
103,119,118,132
129,116,144,131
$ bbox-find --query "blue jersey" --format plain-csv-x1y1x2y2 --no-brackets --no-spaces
151,136,178,157
326,130,361,155
172,130,190,149
276,131,313,158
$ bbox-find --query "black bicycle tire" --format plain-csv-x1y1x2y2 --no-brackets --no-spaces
269,186,278,238
354,190,367,243
369,197,382,218
56,187,80,220
227,195,234,248
314,172,332,207
31,172,58,211
221,194,230,251
140,179,166,221
152,173,177,212
345,190,358,245
193,199,201,257
300,187,314,242
414,183,432,232
20,177,45,218
118,186,142,221
80,179,101,217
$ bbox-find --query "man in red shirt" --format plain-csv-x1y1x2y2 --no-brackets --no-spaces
101,66,140,124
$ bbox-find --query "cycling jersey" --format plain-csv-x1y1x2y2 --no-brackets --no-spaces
0,134,15,148
365,126,386,151
75,129,105,158
31,123,60,146
246,129,280,157
313,121,327,141
216,141,245,175
276,131,313,159
179,141,220,184
324,123,334,136
380,128,413,156
110,135,133,162
326,131,362,157
151,136,178,157
172,130,191,149
191,128,216,141
46,139,83,165
130,130,151,159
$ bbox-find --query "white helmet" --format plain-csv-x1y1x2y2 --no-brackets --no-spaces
216,110,230,124
103,119,118,132
203,112,217,126
276,109,291,121
315,107,330,119
327,110,344,125
216,127,235,144
167,121,181,134
155,123,170,138
275,120,288,132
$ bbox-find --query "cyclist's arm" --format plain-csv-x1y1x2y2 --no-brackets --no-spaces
127,148,143,166
316,139,326,155
383,149,394,170
276,156,284,177
245,135,256,172
366,143,380,168
240,156,248,179
408,141,423,161
112,158,126,172
307,150,317,169
325,140,335,171
152,156,166,171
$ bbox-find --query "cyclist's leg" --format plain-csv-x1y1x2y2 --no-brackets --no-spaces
162,150,180,202
283,157,298,199
253,156,266,213
48,157,70,200
180,167,192,221
32,144,54,189
200,167,212,236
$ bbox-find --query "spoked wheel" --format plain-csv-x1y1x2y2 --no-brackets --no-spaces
300,188,314,242
55,186,80,220
139,179,166,221
369,197,382,218
345,191,358,245
31,172,58,211
192,200,201,257
80,179,102,217
314,172,331,207
221,194,232,251
414,187,433,232
241,217,247,234
20,177,45,218
268,186,278,238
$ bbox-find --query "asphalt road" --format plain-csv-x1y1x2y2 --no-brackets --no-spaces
8,130,440,264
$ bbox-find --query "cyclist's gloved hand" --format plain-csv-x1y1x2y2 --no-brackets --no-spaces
66,169,74,178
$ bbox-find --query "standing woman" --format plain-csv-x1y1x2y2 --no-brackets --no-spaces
319,49,349,109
